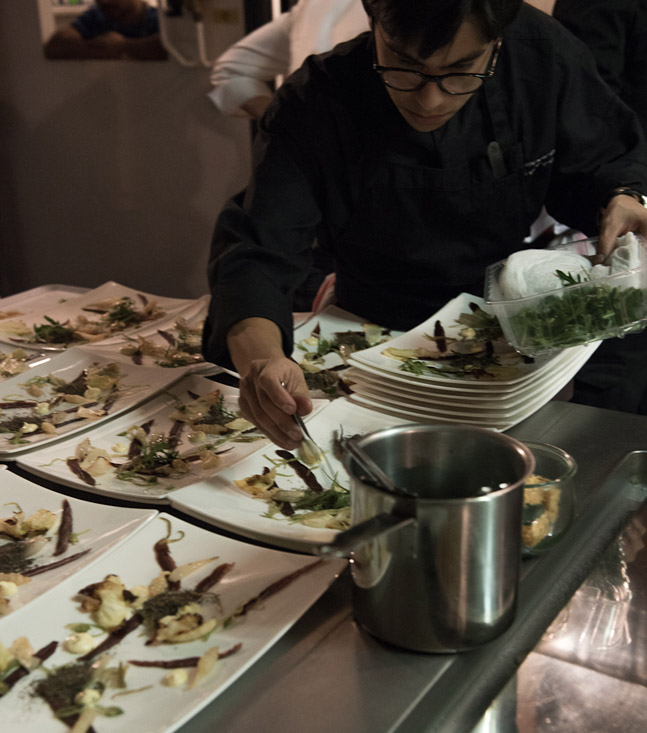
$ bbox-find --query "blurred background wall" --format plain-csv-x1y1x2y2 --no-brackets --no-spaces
0,0,253,299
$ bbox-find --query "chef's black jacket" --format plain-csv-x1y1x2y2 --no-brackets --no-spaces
203,3,647,369
554,0,647,134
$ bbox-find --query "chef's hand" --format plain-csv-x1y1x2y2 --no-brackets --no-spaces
596,194,647,263
227,317,312,449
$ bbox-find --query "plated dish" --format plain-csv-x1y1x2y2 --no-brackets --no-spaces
349,293,559,386
0,285,89,322
0,472,157,617
344,293,601,431
0,347,191,459
0,513,344,733
347,343,596,418
0,281,196,351
17,376,271,504
292,305,395,397
170,398,408,552
87,295,211,371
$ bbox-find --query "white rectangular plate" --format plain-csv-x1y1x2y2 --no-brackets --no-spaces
350,293,574,387
347,344,595,431
347,344,597,416
0,471,157,616
79,295,210,371
292,304,401,369
0,281,197,350
0,513,345,733
170,399,409,551
0,346,191,458
0,285,89,319
16,375,271,504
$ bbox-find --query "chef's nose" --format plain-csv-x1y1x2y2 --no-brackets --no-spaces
415,80,446,111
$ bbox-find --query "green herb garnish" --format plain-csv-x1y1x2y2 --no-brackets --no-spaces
107,297,141,326
32,317,78,344
508,282,647,351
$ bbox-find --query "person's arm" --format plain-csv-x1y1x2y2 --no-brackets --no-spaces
203,82,325,446
207,11,294,118
541,25,647,249
227,318,311,448
44,25,166,60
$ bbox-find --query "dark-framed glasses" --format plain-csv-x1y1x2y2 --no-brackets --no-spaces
373,38,502,95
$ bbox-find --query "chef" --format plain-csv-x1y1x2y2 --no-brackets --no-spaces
203,0,647,447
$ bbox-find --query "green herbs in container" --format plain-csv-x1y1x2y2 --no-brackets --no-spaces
485,234,647,356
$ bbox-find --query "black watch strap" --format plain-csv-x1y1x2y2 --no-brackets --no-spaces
602,187,647,209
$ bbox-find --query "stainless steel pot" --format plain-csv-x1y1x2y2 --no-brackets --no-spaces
317,424,535,653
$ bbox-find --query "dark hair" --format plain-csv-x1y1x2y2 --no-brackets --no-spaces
361,0,521,56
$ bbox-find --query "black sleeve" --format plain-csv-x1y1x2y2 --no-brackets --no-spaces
543,25,647,234
202,107,322,369
553,0,647,133
553,0,634,94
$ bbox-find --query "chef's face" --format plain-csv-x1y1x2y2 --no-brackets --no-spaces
373,19,496,133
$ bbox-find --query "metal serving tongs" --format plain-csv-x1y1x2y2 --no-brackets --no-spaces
292,412,338,480
281,381,336,479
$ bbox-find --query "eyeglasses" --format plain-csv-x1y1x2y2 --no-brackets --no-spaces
373,38,502,95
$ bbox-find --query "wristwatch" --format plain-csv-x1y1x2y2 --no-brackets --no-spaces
603,186,647,208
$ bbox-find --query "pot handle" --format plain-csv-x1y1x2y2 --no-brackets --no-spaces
314,513,415,558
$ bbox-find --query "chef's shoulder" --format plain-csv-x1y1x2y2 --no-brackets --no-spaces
263,32,378,131
503,2,604,80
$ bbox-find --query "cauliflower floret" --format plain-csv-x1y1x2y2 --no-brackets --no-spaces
162,668,189,687
74,688,102,707
64,632,96,655
0,581,18,598
83,574,133,631
152,603,218,644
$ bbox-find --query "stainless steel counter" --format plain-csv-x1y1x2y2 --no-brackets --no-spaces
175,401,647,733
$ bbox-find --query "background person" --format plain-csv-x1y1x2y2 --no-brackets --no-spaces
203,0,647,447
208,0,369,120
44,0,167,61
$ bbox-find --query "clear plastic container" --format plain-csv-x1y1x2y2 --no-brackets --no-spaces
521,441,577,557
484,237,647,357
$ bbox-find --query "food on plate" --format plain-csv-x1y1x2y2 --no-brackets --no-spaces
0,348,35,380
521,474,561,548
297,321,391,364
119,315,205,367
64,389,264,489
0,518,325,730
0,295,166,346
234,447,350,529
382,303,530,380
0,499,89,615
297,321,391,396
0,361,122,444
301,365,352,397
0,636,56,696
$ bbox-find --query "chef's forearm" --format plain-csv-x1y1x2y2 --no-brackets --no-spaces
226,318,286,376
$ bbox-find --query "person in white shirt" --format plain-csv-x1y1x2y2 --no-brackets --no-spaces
208,0,369,119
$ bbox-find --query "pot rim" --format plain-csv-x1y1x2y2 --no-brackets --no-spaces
343,423,535,503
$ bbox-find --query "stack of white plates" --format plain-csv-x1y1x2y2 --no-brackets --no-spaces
345,293,600,432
